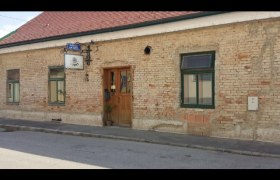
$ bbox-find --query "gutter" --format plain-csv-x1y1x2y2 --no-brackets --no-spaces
0,11,229,49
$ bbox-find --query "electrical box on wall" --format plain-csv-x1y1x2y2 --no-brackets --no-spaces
248,96,258,111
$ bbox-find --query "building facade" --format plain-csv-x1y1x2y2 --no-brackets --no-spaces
1,12,280,143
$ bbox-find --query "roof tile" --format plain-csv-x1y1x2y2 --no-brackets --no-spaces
0,11,201,45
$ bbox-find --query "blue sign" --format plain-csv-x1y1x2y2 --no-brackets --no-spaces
66,43,81,51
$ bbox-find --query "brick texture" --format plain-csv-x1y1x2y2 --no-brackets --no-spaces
1,18,280,142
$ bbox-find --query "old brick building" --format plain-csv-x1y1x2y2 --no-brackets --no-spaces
1,11,280,143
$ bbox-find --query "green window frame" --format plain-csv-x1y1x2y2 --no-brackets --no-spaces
180,51,215,109
7,69,20,104
48,66,65,105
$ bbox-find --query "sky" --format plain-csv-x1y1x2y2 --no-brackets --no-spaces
0,11,42,39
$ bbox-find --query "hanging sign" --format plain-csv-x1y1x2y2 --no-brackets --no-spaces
64,54,84,69
66,43,81,51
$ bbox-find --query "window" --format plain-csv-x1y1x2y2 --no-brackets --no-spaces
181,51,215,108
49,67,65,104
7,69,20,103
120,70,131,93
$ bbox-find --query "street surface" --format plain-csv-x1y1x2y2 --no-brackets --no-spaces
0,130,280,169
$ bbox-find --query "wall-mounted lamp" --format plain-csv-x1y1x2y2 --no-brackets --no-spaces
81,41,95,66
111,84,116,95
85,45,92,65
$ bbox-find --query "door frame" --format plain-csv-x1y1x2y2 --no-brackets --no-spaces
102,65,133,127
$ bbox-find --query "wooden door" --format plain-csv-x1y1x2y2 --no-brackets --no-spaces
104,68,132,126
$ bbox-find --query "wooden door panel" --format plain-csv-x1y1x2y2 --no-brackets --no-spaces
110,94,119,124
118,69,131,126
104,68,131,126
118,94,131,125
104,69,118,124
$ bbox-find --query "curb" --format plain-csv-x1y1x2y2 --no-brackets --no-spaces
1,123,280,158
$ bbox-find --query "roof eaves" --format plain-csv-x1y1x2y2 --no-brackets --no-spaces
0,11,230,49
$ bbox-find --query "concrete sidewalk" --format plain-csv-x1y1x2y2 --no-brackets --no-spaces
1,118,280,158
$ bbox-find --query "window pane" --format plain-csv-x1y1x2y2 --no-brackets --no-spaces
8,83,13,102
198,73,212,105
182,54,212,69
110,71,116,92
50,68,64,78
57,81,65,102
14,83,20,102
184,74,197,104
50,81,57,102
7,69,20,81
120,70,127,93
127,71,131,93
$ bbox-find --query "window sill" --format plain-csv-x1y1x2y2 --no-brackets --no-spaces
6,102,20,105
181,104,215,109
48,102,65,106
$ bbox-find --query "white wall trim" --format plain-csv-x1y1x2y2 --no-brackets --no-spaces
1,11,280,54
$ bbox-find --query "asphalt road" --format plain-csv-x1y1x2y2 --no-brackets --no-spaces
0,130,280,169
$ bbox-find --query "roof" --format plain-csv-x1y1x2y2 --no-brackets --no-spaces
0,11,222,48
0,30,16,41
